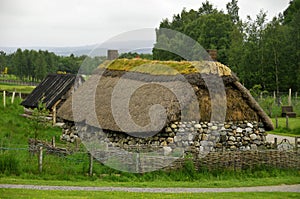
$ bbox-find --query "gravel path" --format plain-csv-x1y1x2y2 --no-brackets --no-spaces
266,134,295,144
1,184,300,193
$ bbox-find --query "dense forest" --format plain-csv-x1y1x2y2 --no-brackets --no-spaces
153,0,300,93
0,0,299,93
0,49,105,81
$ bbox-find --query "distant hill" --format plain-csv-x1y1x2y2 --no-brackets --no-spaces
0,40,154,57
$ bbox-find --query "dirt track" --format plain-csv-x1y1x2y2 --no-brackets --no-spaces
0,184,300,193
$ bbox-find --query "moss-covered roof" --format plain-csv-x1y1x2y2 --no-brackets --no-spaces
99,59,232,76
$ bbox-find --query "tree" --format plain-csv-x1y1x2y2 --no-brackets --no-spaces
13,48,27,80
0,51,7,74
283,0,300,24
227,25,244,77
238,10,268,89
34,52,48,81
226,0,240,24
153,1,234,63
198,0,218,15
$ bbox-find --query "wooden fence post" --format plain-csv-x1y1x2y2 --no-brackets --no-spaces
52,136,56,148
3,91,6,107
295,137,300,151
52,106,57,125
275,116,278,128
286,115,289,129
19,92,22,99
11,91,15,104
89,153,93,176
274,138,277,148
288,88,292,106
75,137,80,151
38,147,43,173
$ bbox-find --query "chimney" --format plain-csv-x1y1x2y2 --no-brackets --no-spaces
107,50,119,60
206,49,217,61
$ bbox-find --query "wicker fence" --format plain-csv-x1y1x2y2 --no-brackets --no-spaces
168,150,300,171
28,138,300,172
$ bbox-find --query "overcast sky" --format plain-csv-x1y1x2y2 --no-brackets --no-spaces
0,0,291,47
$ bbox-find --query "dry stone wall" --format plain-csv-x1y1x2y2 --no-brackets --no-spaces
61,120,268,156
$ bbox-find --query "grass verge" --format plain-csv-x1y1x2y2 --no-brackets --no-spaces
0,189,299,199
0,175,300,188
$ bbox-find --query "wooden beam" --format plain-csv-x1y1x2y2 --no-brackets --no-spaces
233,81,274,131
52,99,61,125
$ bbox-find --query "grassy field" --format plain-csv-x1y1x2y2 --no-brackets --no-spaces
0,97,299,190
269,117,300,137
0,189,299,199
0,84,35,94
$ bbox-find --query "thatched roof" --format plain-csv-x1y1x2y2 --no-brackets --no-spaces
57,59,274,131
21,74,83,110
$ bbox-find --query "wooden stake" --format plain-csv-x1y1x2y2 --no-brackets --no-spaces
3,91,6,107
19,92,22,99
11,91,15,104
75,137,80,151
286,115,289,129
273,91,276,100
52,136,56,147
295,137,300,151
288,88,292,106
38,147,43,173
275,116,278,128
89,153,93,176
52,106,57,125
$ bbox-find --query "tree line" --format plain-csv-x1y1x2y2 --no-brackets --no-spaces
0,49,105,81
0,0,298,93
153,0,300,93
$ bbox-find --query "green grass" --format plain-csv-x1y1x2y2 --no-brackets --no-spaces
0,189,300,199
0,97,299,189
0,83,35,94
0,98,61,148
258,96,300,118
1,174,300,188
269,117,300,137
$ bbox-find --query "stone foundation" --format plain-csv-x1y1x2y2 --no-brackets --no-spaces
61,120,268,155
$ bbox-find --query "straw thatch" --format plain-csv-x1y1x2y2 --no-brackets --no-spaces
57,59,274,132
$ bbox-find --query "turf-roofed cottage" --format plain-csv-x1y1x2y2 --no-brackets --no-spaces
21,74,84,123
57,59,274,155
